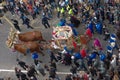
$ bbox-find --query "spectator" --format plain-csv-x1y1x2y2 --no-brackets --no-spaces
110,55,117,69
35,61,46,76
24,17,34,29
50,61,57,70
19,69,29,80
14,67,20,80
0,19,2,25
27,65,38,78
70,65,77,76
65,75,72,80
50,51,58,62
20,13,26,24
16,59,28,70
11,19,21,32
49,67,56,79
42,16,50,28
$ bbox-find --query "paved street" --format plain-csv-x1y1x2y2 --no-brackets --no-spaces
0,9,119,80
0,11,72,79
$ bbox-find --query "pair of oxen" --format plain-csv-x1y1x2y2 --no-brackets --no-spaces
14,31,46,56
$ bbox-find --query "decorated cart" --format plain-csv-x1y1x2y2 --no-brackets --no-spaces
51,26,91,50
51,26,74,49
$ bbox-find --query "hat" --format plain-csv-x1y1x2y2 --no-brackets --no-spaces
110,42,115,48
71,56,75,59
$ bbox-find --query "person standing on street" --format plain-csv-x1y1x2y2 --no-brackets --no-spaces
50,51,58,62
19,69,29,80
24,17,34,29
27,65,38,79
35,61,46,76
15,67,29,80
16,59,28,70
0,19,3,25
20,13,26,24
11,19,21,32
42,16,50,28
15,67,20,80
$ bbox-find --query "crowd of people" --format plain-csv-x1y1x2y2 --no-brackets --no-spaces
0,0,120,80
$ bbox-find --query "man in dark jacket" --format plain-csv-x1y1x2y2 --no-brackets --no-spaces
0,19,2,25
11,19,21,32
42,16,50,28
24,17,34,29
27,66,38,78
50,51,58,62
49,67,56,79
16,59,28,70
19,70,29,80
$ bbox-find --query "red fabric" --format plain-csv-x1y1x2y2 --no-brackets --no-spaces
52,32,56,35
83,73,88,80
72,41,77,48
80,35,87,45
86,28,92,38
80,49,87,58
27,4,33,13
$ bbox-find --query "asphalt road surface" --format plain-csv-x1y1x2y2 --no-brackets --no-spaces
0,12,72,79
0,11,119,80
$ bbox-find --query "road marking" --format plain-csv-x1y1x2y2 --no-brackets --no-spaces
0,69,72,74
3,16,14,28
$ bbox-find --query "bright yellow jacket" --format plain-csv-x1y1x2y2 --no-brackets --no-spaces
68,9,73,15
67,5,70,10
61,8,65,14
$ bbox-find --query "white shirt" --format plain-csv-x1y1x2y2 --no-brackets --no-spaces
110,57,116,68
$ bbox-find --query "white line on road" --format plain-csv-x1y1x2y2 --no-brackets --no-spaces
0,69,72,75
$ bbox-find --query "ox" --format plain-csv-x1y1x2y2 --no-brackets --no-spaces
18,31,45,42
14,41,44,56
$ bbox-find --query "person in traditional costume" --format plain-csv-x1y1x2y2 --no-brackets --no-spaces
93,38,102,50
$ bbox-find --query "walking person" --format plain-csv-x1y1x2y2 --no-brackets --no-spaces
49,66,56,79
57,6,60,18
0,19,3,25
20,13,26,24
14,67,20,80
34,59,42,66
42,16,50,28
24,17,34,29
19,69,29,80
11,19,21,32
16,59,28,70
35,61,46,76
50,51,58,62
27,65,38,79
15,67,29,80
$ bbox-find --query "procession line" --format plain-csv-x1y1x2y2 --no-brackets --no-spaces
0,69,72,74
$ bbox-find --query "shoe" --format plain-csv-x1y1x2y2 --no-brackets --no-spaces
31,27,34,29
